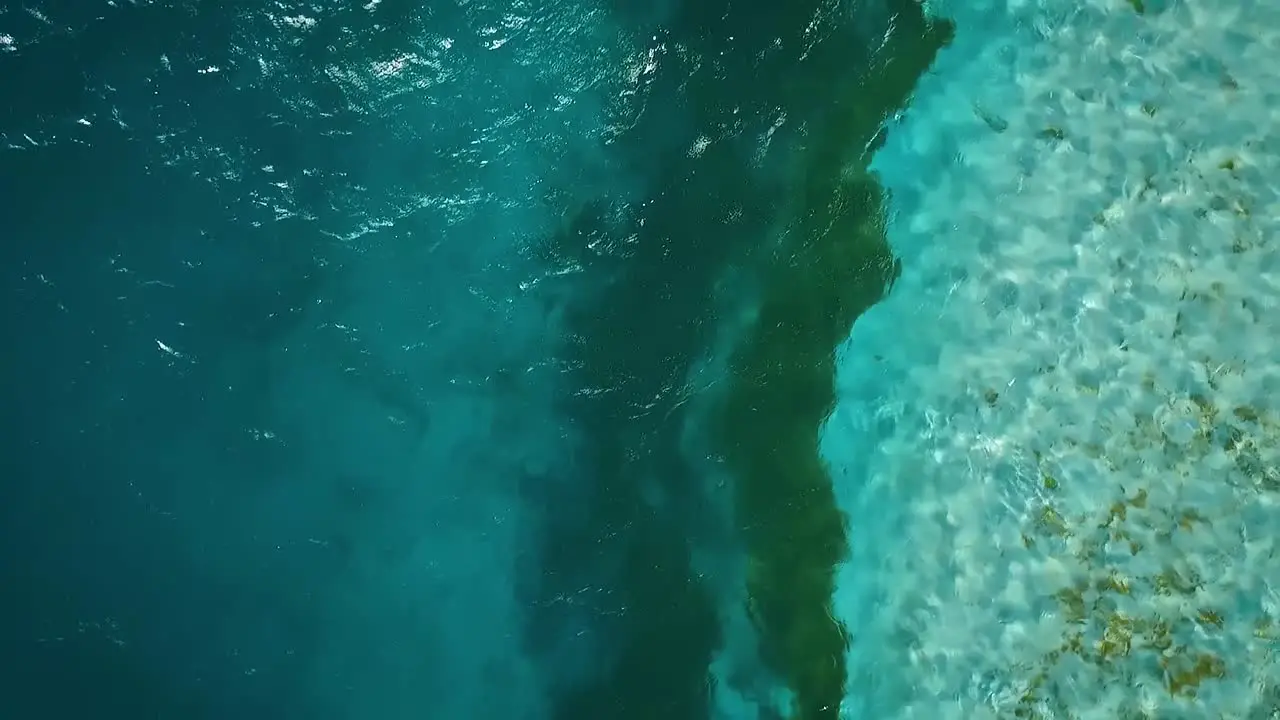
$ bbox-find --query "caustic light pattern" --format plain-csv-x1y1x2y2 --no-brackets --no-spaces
827,0,1280,718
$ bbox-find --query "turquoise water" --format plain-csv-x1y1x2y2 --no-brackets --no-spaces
2,0,1278,718
829,1,1280,717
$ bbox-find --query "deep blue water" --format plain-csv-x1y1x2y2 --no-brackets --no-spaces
0,0,921,718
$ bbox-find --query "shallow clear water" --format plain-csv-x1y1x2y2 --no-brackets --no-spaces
830,2,1280,717
1,0,1277,718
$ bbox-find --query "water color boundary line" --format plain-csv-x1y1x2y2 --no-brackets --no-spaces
712,3,952,718
537,1,957,717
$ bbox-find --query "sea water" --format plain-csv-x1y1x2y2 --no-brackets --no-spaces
2,0,1278,719
0,0,642,717
0,0,841,717
829,1,1280,717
